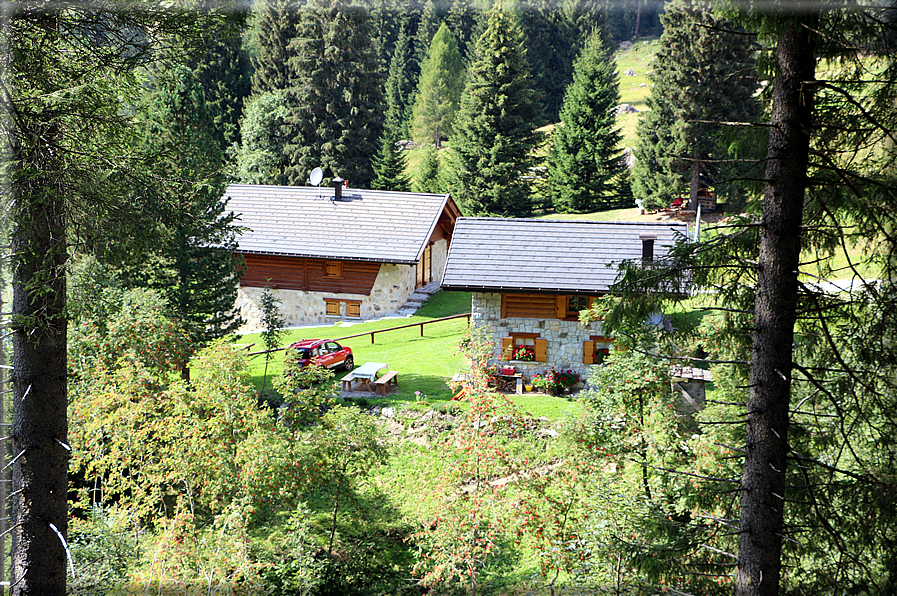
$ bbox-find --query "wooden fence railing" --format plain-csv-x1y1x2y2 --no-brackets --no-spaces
246,313,471,357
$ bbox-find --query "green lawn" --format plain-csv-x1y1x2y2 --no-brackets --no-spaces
238,289,582,420
240,290,472,404
615,38,659,149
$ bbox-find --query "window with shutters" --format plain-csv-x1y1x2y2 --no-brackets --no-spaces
501,333,547,362
566,295,600,319
324,299,341,316
323,298,362,318
324,261,343,279
582,334,614,364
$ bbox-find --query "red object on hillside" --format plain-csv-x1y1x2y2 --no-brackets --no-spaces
287,339,354,371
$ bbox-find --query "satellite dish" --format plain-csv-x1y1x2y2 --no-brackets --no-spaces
309,167,324,187
647,312,664,327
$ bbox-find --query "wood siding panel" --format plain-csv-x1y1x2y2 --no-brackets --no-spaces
240,254,381,296
502,293,559,319
240,254,305,290
307,259,380,295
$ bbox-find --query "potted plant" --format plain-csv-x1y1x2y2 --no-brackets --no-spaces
532,369,579,395
510,344,536,361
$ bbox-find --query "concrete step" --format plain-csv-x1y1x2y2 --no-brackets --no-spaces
417,281,441,295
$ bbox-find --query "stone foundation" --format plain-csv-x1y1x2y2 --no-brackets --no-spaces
471,292,605,383
235,263,417,334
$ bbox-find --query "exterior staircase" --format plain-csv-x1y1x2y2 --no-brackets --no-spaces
397,280,441,316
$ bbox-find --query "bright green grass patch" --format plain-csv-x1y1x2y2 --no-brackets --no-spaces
239,290,473,403
616,39,658,108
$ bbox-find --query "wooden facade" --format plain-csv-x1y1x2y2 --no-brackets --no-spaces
239,254,381,296
501,293,602,321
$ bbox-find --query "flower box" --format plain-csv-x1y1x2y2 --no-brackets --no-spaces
501,366,516,375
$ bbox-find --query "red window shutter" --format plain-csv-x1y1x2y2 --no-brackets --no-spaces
534,338,548,362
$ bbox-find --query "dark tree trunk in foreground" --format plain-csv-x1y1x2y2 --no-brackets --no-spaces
10,154,69,594
737,19,816,596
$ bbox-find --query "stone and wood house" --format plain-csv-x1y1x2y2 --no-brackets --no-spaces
440,217,689,383
225,182,461,333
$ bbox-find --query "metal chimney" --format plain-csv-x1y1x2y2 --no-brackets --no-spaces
639,233,657,265
333,176,344,200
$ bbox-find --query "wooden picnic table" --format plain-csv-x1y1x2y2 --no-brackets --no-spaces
341,362,388,392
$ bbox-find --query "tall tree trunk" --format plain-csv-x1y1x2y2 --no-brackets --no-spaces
736,18,816,596
10,137,69,595
688,153,702,211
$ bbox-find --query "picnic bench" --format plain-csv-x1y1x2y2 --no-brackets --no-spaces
340,373,358,392
341,362,389,393
372,370,398,395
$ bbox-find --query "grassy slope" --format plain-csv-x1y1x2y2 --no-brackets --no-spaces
615,39,659,150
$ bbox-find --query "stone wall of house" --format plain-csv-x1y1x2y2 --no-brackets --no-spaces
235,263,416,334
471,292,605,384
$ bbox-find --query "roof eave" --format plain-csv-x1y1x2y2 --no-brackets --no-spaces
235,249,417,266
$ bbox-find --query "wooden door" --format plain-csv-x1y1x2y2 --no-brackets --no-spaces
416,244,432,288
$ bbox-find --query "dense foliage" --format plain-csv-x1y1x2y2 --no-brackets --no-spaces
546,30,625,213
632,0,762,211
448,4,544,217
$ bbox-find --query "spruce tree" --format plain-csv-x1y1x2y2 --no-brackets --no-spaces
131,66,244,353
283,3,384,187
448,4,544,217
383,20,416,143
411,22,466,148
414,0,441,69
5,6,228,589
188,11,252,153
371,137,412,191
446,0,484,62
631,0,761,211
251,0,301,94
515,0,577,123
546,30,623,213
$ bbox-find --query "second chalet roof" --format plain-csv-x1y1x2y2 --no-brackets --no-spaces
224,184,458,264
441,217,689,294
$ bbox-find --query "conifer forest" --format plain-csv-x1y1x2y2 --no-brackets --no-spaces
2,0,897,594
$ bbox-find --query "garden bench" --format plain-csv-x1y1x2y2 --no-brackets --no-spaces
373,370,398,395
340,373,358,391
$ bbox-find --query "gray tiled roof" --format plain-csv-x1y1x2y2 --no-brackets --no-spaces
441,217,689,293
224,184,454,264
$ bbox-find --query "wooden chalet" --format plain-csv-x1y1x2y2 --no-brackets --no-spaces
441,217,688,381
225,183,461,332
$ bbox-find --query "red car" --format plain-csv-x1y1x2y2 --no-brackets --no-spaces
287,339,354,371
